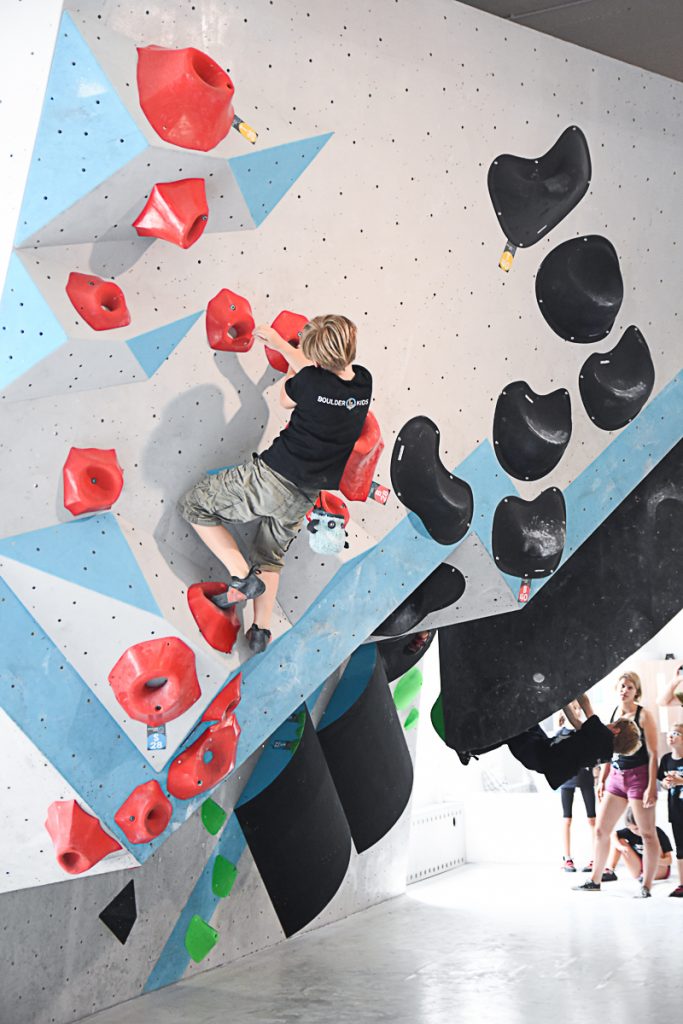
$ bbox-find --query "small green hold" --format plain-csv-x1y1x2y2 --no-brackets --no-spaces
212,855,238,898
404,708,420,731
393,666,423,710
430,693,446,742
184,914,218,963
200,798,227,836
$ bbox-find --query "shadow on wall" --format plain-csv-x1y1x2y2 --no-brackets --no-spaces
141,354,274,585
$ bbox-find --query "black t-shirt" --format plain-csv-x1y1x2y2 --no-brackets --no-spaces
657,752,683,822
261,365,372,492
617,826,672,857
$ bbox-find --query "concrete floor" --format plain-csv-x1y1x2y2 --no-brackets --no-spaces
82,864,683,1024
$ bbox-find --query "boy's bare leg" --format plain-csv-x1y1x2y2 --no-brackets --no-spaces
252,570,280,632
576,692,595,720
190,523,250,579
562,702,583,731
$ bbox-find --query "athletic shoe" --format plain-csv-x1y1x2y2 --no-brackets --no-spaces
563,858,577,873
573,880,601,891
668,885,683,898
634,886,651,899
582,860,594,873
246,624,272,654
601,869,618,883
210,567,265,607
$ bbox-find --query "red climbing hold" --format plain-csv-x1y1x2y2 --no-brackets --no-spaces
136,45,235,152
265,310,309,373
62,447,124,516
167,714,241,800
133,178,208,248
108,637,201,726
205,289,255,353
66,272,131,332
114,781,172,844
187,582,240,653
45,800,121,875
202,673,242,723
339,411,385,502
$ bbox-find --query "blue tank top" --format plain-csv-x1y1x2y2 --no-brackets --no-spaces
610,704,649,770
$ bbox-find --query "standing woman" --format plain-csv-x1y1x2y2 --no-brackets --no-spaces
574,671,659,897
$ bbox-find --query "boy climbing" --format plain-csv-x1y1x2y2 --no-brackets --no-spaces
179,314,372,653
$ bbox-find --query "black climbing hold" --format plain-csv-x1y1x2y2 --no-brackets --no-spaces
438,439,683,752
535,235,623,343
378,630,437,682
390,416,473,545
98,880,137,945
492,489,566,579
488,126,591,247
317,648,413,853
375,564,466,638
493,381,572,481
579,325,655,431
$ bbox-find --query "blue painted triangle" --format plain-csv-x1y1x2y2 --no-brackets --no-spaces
15,11,147,245
228,133,333,226
0,514,160,615
126,311,203,377
0,254,68,390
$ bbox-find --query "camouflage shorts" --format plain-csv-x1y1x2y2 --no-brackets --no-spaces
178,455,316,572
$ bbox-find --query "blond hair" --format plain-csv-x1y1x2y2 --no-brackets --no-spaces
612,718,642,756
301,314,357,371
617,671,642,700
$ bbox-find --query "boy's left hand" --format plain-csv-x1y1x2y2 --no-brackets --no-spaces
254,324,282,347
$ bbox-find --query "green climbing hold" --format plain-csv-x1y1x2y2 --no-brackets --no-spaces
212,855,238,898
430,693,446,742
393,666,423,710
200,798,227,836
184,914,218,963
404,708,420,731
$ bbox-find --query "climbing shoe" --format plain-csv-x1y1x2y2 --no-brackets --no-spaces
634,886,652,899
573,880,601,892
601,869,618,883
246,624,272,654
668,885,683,898
210,567,266,607
563,858,577,873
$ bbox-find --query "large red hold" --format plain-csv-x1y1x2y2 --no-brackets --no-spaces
114,781,173,844
205,289,255,353
167,714,241,800
133,178,208,248
62,447,124,517
66,272,131,331
137,45,235,152
339,411,385,502
108,637,202,726
45,800,121,875
265,310,309,373
187,582,240,653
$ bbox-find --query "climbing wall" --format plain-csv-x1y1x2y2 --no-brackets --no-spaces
0,0,682,1021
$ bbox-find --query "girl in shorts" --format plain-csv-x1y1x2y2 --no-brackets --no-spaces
575,671,659,897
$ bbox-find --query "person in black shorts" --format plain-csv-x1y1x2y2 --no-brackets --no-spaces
602,806,672,883
554,708,596,872
657,722,683,897
179,315,372,653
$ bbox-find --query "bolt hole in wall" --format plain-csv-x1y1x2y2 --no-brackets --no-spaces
408,614,682,873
